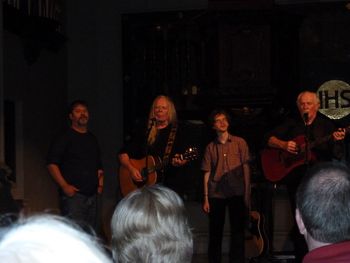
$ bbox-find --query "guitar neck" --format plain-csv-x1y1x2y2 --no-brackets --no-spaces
309,126,349,150
149,147,198,172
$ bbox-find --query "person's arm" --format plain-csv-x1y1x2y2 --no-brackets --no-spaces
201,143,212,213
202,171,210,213
47,164,78,196
171,155,188,167
239,139,251,209
330,128,346,160
268,136,298,154
243,163,251,209
268,136,288,150
95,139,104,194
97,169,104,194
118,153,142,182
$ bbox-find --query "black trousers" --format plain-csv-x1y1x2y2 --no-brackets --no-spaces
208,196,245,263
283,165,308,263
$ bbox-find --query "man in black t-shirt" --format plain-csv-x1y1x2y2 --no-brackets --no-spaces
47,100,103,232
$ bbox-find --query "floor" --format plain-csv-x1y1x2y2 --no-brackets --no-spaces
187,185,298,263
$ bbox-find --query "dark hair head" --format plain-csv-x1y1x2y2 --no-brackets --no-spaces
68,100,89,114
208,109,231,126
296,162,350,243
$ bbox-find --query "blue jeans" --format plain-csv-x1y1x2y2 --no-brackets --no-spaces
60,193,98,233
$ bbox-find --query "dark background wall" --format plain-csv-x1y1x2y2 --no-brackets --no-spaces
121,2,350,185
3,23,67,212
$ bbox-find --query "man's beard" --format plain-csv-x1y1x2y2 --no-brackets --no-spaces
77,117,88,126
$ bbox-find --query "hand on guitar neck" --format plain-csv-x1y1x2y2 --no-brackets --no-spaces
172,154,187,167
119,147,198,197
172,147,198,167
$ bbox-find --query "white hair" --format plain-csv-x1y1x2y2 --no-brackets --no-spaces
0,214,112,263
296,91,320,105
111,185,193,263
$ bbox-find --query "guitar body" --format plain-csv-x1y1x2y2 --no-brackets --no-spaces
119,147,198,197
247,211,269,259
119,156,160,197
261,135,317,182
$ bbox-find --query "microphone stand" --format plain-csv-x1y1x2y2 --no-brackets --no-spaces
143,118,156,182
303,114,310,167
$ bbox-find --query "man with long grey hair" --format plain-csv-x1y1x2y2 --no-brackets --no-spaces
110,185,193,263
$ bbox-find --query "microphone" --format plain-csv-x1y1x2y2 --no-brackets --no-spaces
149,118,157,127
303,113,309,123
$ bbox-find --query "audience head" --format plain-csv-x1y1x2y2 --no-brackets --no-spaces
296,162,350,250
111,185,193,263
0,214,112,263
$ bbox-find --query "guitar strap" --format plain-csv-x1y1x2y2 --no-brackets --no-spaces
160,122,178,181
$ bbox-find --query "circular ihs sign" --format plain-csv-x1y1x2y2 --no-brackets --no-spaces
317,80,350,120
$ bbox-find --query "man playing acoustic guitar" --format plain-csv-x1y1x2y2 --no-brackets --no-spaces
118,95,196,198
263,90,345,262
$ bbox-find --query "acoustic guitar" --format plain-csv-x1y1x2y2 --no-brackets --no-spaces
247,210,268,258
261,128,348,182
119,147,198,197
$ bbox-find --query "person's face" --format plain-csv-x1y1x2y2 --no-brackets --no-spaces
153,97,169,123
69,104,89,127
213,113,229,133
297,93,320,121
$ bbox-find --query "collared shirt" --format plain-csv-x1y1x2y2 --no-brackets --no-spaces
201,134,250,198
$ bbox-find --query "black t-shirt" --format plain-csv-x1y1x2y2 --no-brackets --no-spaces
119,121,192,193
46,128,103,196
